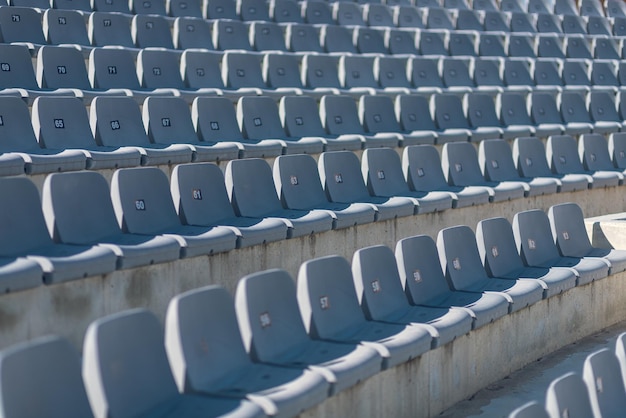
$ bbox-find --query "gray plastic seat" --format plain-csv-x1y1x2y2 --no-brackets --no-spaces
509,12,536,33
456,9,483,31
88,47,147,95
547,134,622,189
172,163,287,247
92,0,130,13
173,17,213,49
274,154,376,229
36,45,97,100
130,0,166,14
438,225,544,313
509,401,549,418
250,21,286,52
483,10,509,32
110,167,237,258
502,59,535,92
565,35,592,59
496,92,538,137
476,217,577,298
165,285,328,417
270,0,303,23
607,0,626,16
205,0,238,19
179,50,228,97
52,0,91,10
407,57,444,94
440,58,475,92
83,309,264,418
0,336,94,418
467,93,522,139
320,25,356,54
42,171,182,269
395,234,509,330
545,373,595,418
471,58,505,93
354,27,387,55
301,1,333,25
513,209,610,285
318,151,415,221
43,9,91,47
235,269,382,395
527,0,551,13
418,30,447,57
364,3,394,27
561,14,586,33
238,0,270,21
507,35,536,58
167,0,203,17
529,93,566,136
588,91,625,133
285,23,322,53
477,34,506,57
222,51,282,99
615,333,626,389
610,132,626,170
264,53,329,99
558,91,594,135
536,14,562,34
132,15,173,49
589,61,619,93
298,255,433,368
143,96,241,162
375,56,413,93
561,60,592,93
402,144,491,208
513,136,590,192
339,55,382,97
396,94,466,144
88,12,134,48
579,133,626,181
213,20,251,51
582,349,626,418
537,35,565,59
332,2,365,27
499,0,522,12
362,147,453,214
352,245,473,348
32,96,142,170
393,5,424,28
425,8,454,30
442,142,527,202
593,38,620,60
226,158,333,238
479,139,560,196
447,31,477,57
433,94,499,143
0,176,117,284
301,54,342,94
532,60,564,91
0,6,45,45
549,202,626,274
587,16,611,36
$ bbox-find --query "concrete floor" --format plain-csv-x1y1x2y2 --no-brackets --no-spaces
439,320,626,417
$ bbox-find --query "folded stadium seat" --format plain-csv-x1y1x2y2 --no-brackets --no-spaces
476,217,576,298
205,0,238,20
298,255,434,368
393,94,449,144
557,91,594,135
285,23,323,53
532,59,566,92
425,7,455,30
361,147,453,213
90,96,194,166
615,333,626,387
535,14,562,34
270,0,304,23
467,93,529,139
222,51,289,99
477,33,506,57
364,3,395,27
0,176,117,284
506,34,537,58
264,53,326,99
0,96,86,175
193,96,283,158
43,9,91,50
33,96,142,169
301,54,343,95
609,133,626,170
212,20,252,51
83,309,264,418
513,209,610,285
166,0,204,17
529,92,567,135
173,17,214,49
360,95,436,147
249,21,287,52
130,0,166,14
536,34,566,59
143,96,240,161
607,0,626,17
321,95,402,149
583,349,626,417
415,0,440,7
392,5,425,28
395,234,508,330
235,269,382,396
527,0,551,14
545,373,595,418
131,15,174,49
171,163,287,247
561,60,595,93
301,0,333,25
447,30,478,57
238,96,325,154
437,225,544,313
52,0,91,11
432,94,500,142
593,37,621,60
417,29,448,57
513,136,590,192
91,0,130,12
471,58,507,94
496,92,538,137
580,0,604,16
564,35,592,59
274,154,376,229
406,57,445,94
318,151,416,220
227,158,334,237
509,12,536,33
587,15,612,36
442,142,527,202
554,0,578,15
550,202,626,274
443,0,469,9
589,61,620,93
279,95,363,152
320,25,358,54
614,16,626,33
547,134,622,188
237,0,270,21
332,1,366,27
478,139,560,196
482,10,509,32
586,91,625,133
402,144,491,207
501,58,535,92
561,14,588,34
180,49,245,100
339,55,388,96
0,6,45,46
43,170,183,269
500,0,523,13
0,337,94,417
385,29,419,56
353,244,474,349
617,91,626,122
354,27,388,55
165,285,328,417
88,12,135,49
110,167,237,258
455,9,483,31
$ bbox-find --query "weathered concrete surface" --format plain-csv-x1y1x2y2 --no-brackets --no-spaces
585,211,626,250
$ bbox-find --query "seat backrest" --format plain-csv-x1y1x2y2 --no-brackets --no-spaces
408,57,443,88
359,95,402,135
225,158,283,217
437,225,491,291
588,91,620,122
545,373,595,418
402,145,451,191
583,349,626,418
536,14,562,34
393,5,424,28
447,31,476,57
587,15,611,35
235,269,311,362
238,0,270,21
250,21,286,52
320,25,356,53
0,6,45,45
385,28,418,55
165,285,252,392
554,0,578,15
37,46,91,90
364,3,394,27
362,147,410,197
270,0,303,23
142,96,198,145
318,151,371,202
565,35,592,59
42,171,124,244
0,96,42,152
509,12,536,33
561,60,590,86
298,255,368,338
478,34,506,57
498,92,533,126
512,137,555,177
223,51,265,89
476,217,525,277
483,10,509,32
32,96,97,150
561,14,587,34
88,12,134,48
205,0,238,19
580,0,603,16
507,35,536,58
237,96,286,140
395,234,455,306
478,139,520,182
0,336,94,418
432,94,470,130
137,48,184,89
441,58,475,88
578,133,615,171
213,20,251,51
533,60,563,87
320,95,365,136
465,93,500,128
273,154,328,210
503,59,534,86
472,57,504,86
546,134,585,174
513,209,562,266
425,7,454,30
590,61,618,86
547,202,593,258
88,47,141,90
352,245,412,320
90,96,150,148
609,133,626,169
354,27,387,55
559,91,591,123
527,0,550,13
395,94,437,132
279,95,326,138
375,56,411,89
302,53,341,89
285,23,322,52
0,44,38,90
441,142,485,186
174,17,214,49
339,55,378,89
167,0,203,17
418,29,447,56
301,0,332,24
530,93,563,124
132,14,173,49
180,49,224,89
333,2,365,26
82,309,181,418
537,35,565,58
43,9,90,46
456,9,483,31
130,0,167,14
192,96,243,141
92,0,130,12
607,0,626,17
499,0,522,12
